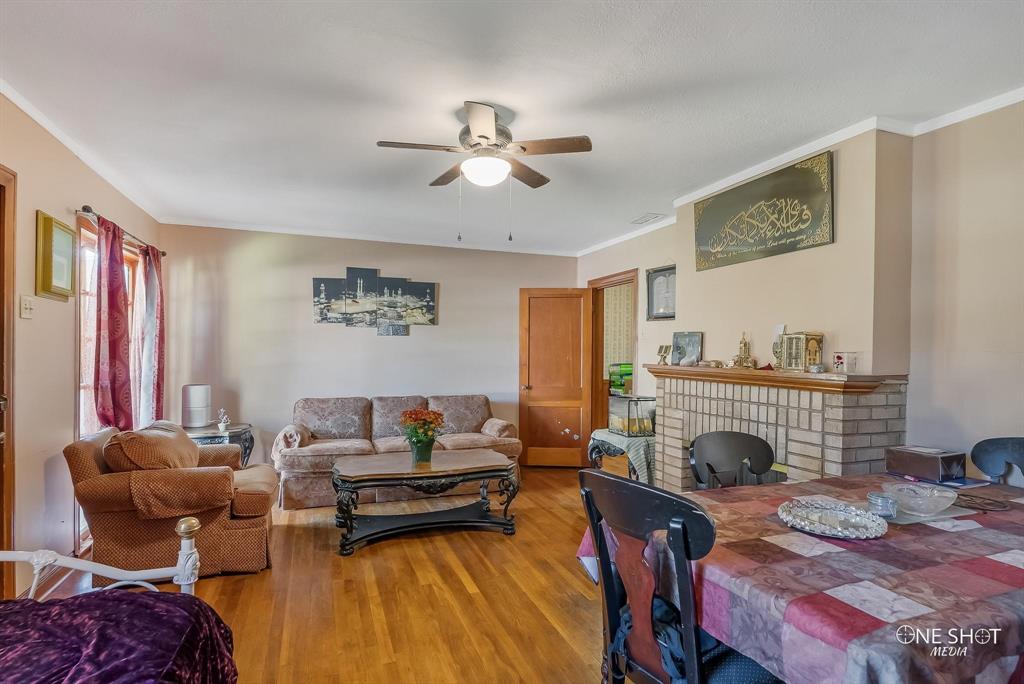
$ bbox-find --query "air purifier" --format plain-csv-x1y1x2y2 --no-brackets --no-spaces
182,384,212,427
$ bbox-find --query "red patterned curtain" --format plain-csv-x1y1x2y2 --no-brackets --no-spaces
137,246,165,423
94,217,133,430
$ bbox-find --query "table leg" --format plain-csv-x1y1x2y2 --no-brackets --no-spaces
479,479,490,512
498,471,520,534
335,486,360,556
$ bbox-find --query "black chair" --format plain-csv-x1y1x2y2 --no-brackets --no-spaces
689,431,775,489
579,469,778,684
971,438,1024,482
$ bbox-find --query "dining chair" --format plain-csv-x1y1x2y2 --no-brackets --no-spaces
689,431,775,489
971,437,1024,482
579,468,778,684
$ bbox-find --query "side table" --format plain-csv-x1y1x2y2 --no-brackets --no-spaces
184,423,255,466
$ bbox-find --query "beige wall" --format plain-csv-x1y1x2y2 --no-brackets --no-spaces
158,224,576,462
0,94,160,591
907,103,1024,478
578,130,911,396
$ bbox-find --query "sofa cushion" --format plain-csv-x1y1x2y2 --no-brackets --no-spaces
275,439,375,472
104,421,200,472
427,395,492,434
437,432,507,451
231,464,279,517
372,395,427,438
293,397,371,440
372,436,412,453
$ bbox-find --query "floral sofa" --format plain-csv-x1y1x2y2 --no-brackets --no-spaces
271,395,521,509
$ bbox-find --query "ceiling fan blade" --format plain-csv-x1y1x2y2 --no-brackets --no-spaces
377,141,463,153
464,101,497,145
505,157,550,188
507,136,592,155
429,162,463,186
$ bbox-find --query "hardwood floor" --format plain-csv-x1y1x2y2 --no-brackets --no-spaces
57,463,630,683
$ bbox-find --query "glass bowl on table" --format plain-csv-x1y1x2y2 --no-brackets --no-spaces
881,481,958,517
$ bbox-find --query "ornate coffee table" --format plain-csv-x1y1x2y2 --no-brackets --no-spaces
331,448,519,556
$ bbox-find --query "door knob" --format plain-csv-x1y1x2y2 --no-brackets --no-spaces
521,385,532,390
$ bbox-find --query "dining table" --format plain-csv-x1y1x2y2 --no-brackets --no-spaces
577,474,1024,684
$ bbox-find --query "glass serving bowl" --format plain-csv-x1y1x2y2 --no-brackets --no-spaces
881,482,958,517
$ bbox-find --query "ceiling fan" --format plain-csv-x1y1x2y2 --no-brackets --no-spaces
377,101,592,189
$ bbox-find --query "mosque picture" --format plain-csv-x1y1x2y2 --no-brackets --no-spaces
313,267,437,335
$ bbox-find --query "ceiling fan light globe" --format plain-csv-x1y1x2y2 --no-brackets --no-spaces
460,157,511,187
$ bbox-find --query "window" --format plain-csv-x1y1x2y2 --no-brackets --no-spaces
78,226,138,436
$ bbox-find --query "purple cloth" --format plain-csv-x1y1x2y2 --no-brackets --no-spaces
0,590,237,683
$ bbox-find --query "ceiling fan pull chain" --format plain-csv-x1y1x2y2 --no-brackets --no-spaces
507,174,513,242
457,172,464,242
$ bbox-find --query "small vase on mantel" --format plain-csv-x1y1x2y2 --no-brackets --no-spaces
411,439,435,465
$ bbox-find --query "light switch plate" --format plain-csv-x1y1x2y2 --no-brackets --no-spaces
19,295,35,319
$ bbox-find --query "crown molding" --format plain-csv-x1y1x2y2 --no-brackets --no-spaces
667,86,1023,211
0,79,162,222
575,213,677,257
160,217,579,258
5,76,1021,260
910,86,1024,136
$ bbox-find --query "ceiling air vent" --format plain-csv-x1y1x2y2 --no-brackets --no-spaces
630,212,667,225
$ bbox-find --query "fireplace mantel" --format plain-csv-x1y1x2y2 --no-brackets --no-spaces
644,364,907,395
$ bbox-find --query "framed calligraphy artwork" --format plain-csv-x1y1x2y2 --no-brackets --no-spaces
693,151,833,271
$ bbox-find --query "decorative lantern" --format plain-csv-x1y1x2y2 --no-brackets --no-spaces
781,332,824,371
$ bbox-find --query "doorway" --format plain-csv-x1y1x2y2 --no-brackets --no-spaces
0,164,16,599
588,269,638,434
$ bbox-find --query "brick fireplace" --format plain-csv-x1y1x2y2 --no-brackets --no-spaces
646,365,908,493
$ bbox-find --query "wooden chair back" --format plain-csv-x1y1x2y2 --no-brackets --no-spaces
689,431,774,489
971,438,1024,481
579,468,716,684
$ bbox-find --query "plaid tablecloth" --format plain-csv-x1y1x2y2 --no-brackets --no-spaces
580,475,1024,683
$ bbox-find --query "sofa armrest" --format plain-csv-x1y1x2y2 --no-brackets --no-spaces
75,472,137,514
274,423,311,451
197,443,242,469
129,467,234,520
481,418,518,439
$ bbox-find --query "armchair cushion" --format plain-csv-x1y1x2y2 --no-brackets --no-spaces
197,443,242,469
373,436,415,453
103,422,199,472
129,467,234,519
231,465,279,517
481,417,517,439
428,395,492,434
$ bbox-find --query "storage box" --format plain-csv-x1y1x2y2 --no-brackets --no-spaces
885,445,966,482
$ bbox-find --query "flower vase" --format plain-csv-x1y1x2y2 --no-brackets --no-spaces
411,439,434,465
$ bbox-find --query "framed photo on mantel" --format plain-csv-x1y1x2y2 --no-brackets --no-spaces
646,265,676,320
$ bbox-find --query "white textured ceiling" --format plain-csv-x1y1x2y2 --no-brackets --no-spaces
1,1,1021,255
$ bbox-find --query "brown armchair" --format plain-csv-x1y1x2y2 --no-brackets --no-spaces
64,423,278,586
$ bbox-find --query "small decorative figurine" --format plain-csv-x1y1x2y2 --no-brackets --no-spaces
731,333,757,369
772,324,787,368
656,344,671,365
217,408,230,431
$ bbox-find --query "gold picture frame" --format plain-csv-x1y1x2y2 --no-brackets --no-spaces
35,210,76,301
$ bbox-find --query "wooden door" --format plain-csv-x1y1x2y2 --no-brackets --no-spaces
519,289,592,467
0,165,15,599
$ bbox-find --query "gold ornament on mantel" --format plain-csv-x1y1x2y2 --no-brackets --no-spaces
731,333,757,369
656,344,672,365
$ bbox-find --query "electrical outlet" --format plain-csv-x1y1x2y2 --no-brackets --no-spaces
19,295,36,319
